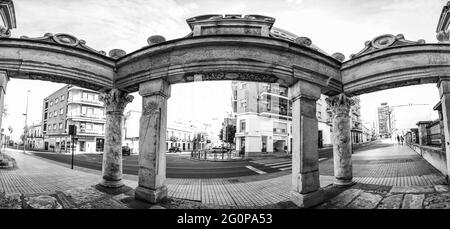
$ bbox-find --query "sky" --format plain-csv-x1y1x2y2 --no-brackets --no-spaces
2,0,447,139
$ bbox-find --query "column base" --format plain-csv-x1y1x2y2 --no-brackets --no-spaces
135,186,168,204
290,189,325,208
334,178,354,187
99,179,124,188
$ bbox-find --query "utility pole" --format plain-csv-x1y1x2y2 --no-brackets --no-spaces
23,90,30,153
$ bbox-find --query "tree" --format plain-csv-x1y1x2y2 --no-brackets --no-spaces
219,125,236,144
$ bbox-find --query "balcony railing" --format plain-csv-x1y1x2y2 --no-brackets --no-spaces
67,98,103,106
67,114,106,121
79,129,105,135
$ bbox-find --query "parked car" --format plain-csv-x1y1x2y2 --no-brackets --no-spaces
122,146,131,156
168,146,181,153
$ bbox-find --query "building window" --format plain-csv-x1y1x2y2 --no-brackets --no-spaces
79,141,86,152
53,124,57,130
55,98,59,104
240,120,246,132
59,123,63,129
240,99,247,108
48,125,52,130
50,101,53,107
60,108,64,115
61,95,65,101
240,83,246,89
54,111,57,116
49,112,53,118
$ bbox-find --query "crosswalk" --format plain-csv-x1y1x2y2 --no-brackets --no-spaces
251,160,292,171
250,157,329,172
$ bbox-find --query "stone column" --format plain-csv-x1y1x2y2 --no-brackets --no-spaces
98,89,134,188
289,80,323,208
135,79,170,203
438,80,450,182
0,71,7,154
326,94,355,186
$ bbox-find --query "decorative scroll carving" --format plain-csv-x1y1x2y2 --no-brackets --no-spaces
0,25,10,38
99,89,134,114
350,34,426,59
183,72,278,83
19,33,106,55
326,94,355,116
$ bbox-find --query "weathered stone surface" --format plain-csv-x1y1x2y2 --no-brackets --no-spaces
327,94,355,186
25,195,62,209
112,193,129,202
390,186,435,194
63,187,106,205
346,192,382,209
290,189,324,208
424,192,450,209
377,194,403,209
434,185,449,192
0,193,22,209
401,194,424,209
99,89,134,188
325,189,362,208
88,198,129,209
136,79,170,203
149,205,166,209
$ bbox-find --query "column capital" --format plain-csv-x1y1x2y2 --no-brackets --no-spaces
0,71,9,94
99,88,134,114
326,93,355,116
289,80,321,102
139,79,171,98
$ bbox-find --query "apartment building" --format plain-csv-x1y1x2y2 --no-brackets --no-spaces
232,80,363,156
26,122,44,149
42,85,105,153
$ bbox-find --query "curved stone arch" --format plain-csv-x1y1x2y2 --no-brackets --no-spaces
0,38,115,90
342,44,450,96
114,35,343,95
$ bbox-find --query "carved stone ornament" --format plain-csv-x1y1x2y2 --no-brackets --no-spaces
19,33,106,55
99,89,134,114
142,101,160,116
184,72,278,83
350,34,426,59
325,94,355,116
0,25,11,38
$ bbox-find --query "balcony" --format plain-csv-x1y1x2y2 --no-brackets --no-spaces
79,129,105,136
67,98,103,106
67,114,106,122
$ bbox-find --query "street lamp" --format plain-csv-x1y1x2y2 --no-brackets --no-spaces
22,90,30,153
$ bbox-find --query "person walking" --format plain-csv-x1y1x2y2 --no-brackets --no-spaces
397,135,400,144
400,136,404,145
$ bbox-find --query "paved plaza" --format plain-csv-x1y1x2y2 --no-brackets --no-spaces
0,139,449,208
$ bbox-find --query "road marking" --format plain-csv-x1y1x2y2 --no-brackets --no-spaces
271,163,292,169
245,165,267,174
264,161,292,166
280,167,292,171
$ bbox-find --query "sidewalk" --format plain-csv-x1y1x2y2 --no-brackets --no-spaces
0,140,449,209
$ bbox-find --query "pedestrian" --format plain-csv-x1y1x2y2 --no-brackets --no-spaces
400,136,404,145
396,135,400,144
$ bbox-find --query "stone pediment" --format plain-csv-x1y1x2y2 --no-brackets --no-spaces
186,14,275,37
19,33,107,56
350,34,425,59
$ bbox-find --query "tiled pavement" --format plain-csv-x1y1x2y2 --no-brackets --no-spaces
0,140,448,208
